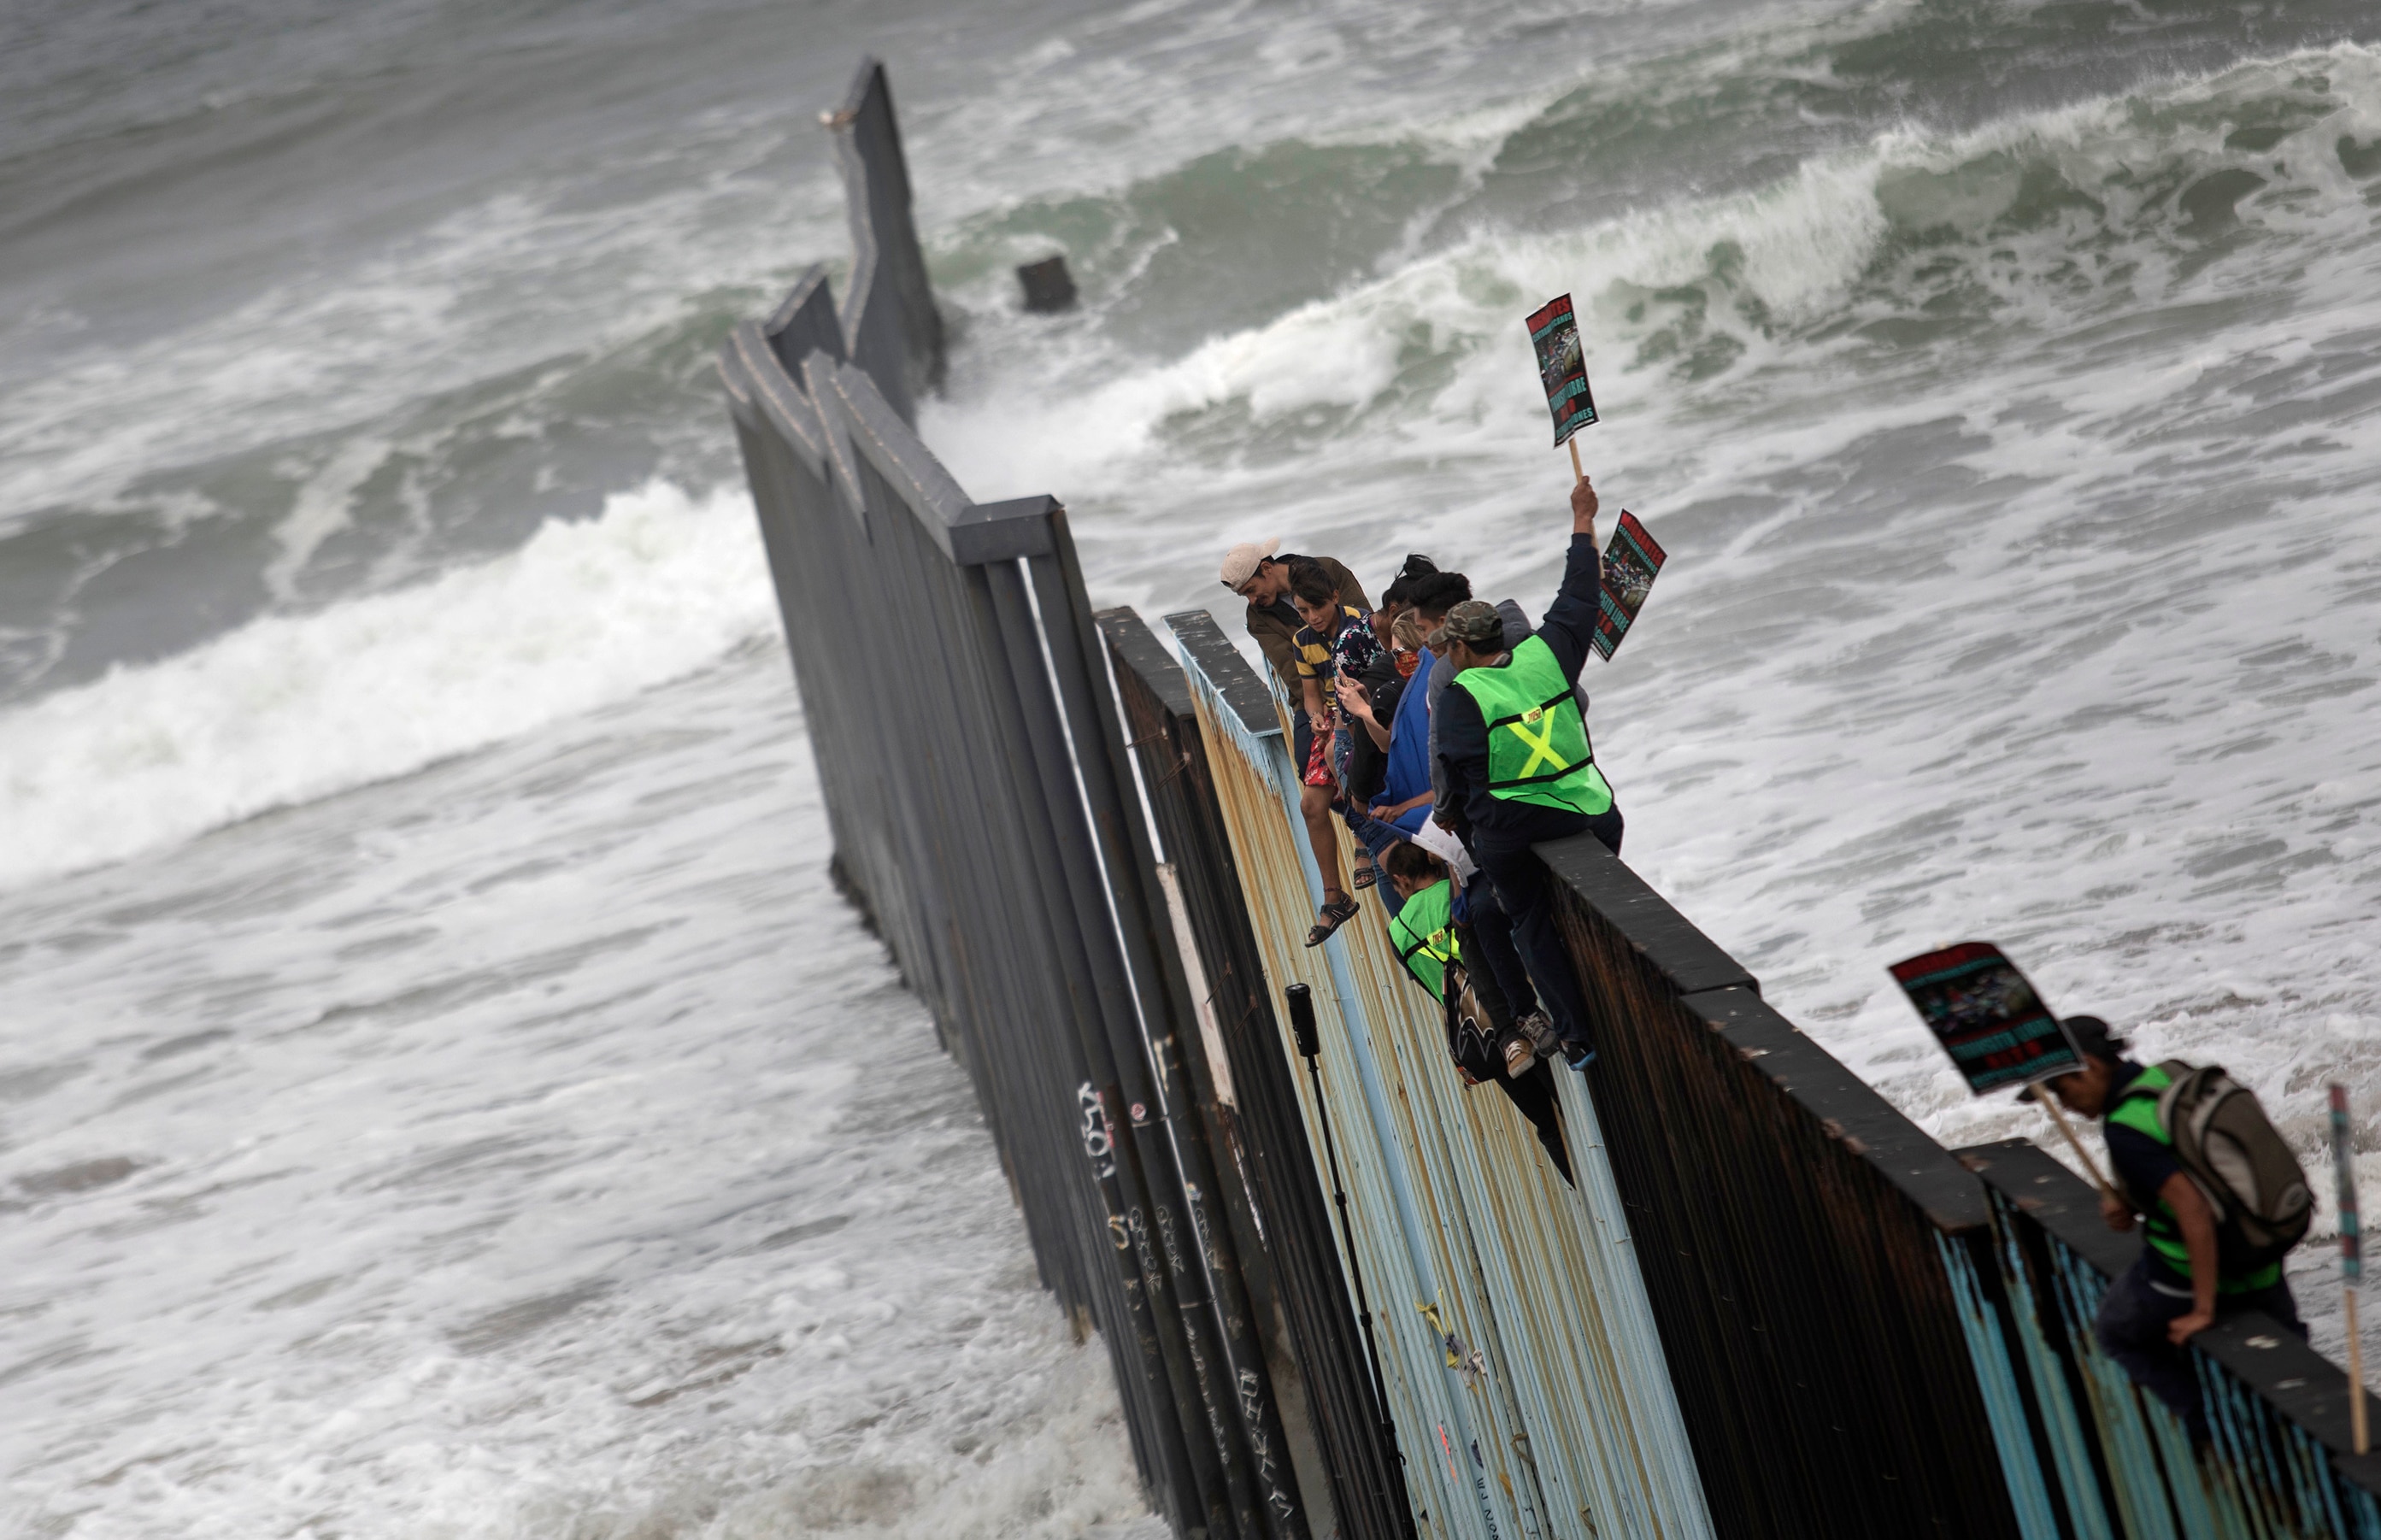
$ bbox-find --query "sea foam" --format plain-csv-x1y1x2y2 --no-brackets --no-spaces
0,480,779,891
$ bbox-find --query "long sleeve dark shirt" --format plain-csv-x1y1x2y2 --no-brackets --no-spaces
1437,531,1603,843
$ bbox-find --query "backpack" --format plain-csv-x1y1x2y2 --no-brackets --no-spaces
2153,1060,2314,1268
1442,961,1504,1087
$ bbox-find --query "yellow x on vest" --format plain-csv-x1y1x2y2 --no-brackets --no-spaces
1506,709,1566,780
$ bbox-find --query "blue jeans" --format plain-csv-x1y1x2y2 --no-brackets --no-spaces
1331,726,1402,867
2095,1255,2303,1441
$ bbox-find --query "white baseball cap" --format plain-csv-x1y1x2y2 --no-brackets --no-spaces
1219,538,1281,591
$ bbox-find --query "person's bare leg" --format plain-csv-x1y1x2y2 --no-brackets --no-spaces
1300,782,1344,902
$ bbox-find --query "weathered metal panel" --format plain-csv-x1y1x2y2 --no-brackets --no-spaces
1538,829,2032,1539
1102,606,1410,1540
1967,1140,2381,1540
1164,609,1714,1540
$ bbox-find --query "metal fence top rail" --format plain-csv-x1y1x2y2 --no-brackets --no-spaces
1533,839,1754,1002
1968,1138,2381,1475
1166,610,1285,744
1684,985,1992,1235
720,330,1058,568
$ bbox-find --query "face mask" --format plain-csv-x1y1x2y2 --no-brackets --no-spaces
1395,649,1420,679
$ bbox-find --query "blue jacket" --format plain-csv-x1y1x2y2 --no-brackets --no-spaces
1376,647,1437,836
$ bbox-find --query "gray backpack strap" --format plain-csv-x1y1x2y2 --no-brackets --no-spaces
2155,1061,2231,1222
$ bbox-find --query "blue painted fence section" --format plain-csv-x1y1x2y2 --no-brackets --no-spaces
1161,611,1714,1540
1967,1140,2381,1538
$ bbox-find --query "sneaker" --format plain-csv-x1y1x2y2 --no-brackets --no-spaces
1516,1011,1561,1058
1502,1035,1537,1079
1564,1043,1596,1073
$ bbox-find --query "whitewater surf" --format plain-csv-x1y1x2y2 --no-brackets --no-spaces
8,0,2381,1532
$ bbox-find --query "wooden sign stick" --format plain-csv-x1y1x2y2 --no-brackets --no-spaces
2036,1093,2119,1202
2331,1082,2367,1454
2351,1288,2369,1455
1567,437,1584,482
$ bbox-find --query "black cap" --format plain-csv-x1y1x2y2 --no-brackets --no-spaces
2061,1014,2127,1061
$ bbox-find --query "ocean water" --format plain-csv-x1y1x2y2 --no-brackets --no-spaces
8,0,2381,1532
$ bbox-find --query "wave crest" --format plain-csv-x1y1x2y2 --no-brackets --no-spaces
0,481,776,891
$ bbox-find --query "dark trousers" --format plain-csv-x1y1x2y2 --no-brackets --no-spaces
1462,879,1539,1026
1495,1061,1574,1186
1472,808,1623,1055
2095,1256,2304,1440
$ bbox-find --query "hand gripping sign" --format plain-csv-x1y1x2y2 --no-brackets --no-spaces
1526,292,1668,660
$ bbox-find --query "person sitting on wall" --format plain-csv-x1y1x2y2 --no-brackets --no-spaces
1401,573,1561,1065
1382,841,1572,1183
1220,539,1372,947
1345,608,1435,837
2040,1014,2307,1444
1342,556,1439,808
1433,476,1619,1072
1337,608,1430,880
1288,559,1408,927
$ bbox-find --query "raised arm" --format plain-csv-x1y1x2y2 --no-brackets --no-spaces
1535,476,1605,684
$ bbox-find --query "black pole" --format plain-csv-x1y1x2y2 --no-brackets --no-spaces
1284,983,1396,1458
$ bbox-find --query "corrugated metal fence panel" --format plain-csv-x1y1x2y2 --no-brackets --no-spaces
1168,614,1483,1540
720,60,1333,1540
1164,609,1714,1540
1100,607,1416,1540
1537,839,2041,1540
1966,1140,2381,1540
725,335,1308,1539
1017,527,1312,1540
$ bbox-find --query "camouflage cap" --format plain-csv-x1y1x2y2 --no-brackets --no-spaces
1426,598,1503,650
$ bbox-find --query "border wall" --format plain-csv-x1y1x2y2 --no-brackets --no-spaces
720,61,1332,1540
723,57,2381,1540
1105,612,1710,1540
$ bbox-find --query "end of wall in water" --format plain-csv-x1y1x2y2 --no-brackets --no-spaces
719,63,1338,1540
824,56,944,424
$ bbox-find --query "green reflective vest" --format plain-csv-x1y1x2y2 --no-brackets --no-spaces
1450,635,1613,818
2108,1064,2281,1293
1388,879,1459,1002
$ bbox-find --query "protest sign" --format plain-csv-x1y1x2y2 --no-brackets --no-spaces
2333,1082,2368,1452
1888,942,2081,1094
1591,510,1665,661
1527,293,1597,447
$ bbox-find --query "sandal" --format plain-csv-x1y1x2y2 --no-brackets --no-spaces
1305,892,1361,948
1351,849,1379,890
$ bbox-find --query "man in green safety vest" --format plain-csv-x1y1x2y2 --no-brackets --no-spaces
1381,840,1573,1183
2042,1014,2306,1443
1432,475,1618,1072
